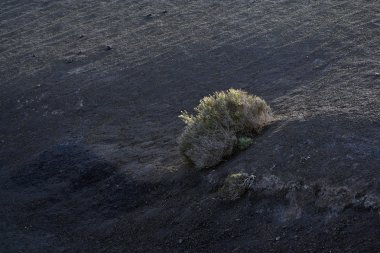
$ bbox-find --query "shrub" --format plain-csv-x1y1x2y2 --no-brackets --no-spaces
219,173,256,200
178,88,272,169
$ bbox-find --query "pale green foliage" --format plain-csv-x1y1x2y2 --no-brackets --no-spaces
178,88,273,169
238,136,253,150
179,88,271,134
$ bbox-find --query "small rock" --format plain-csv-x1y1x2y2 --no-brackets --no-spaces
275,236,280,241
105,45,112,51
65,58,73,64
313,58,325,69
145,14,153,19
178,239,183,244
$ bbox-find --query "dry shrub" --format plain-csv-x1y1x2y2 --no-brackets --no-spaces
178,88,272,169
219,173,256,200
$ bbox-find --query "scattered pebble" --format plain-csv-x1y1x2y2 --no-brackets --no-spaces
300,155,311,161
144,11,167,20
275,236,281,241
51,109,64,115
105,45,112,51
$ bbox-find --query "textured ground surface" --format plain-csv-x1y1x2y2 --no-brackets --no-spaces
1,0,380,252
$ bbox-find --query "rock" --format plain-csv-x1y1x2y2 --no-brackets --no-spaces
313,58,325,68
315,186,352,212
363,196,377,209
105,45,112,51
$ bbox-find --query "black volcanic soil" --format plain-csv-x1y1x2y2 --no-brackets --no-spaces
1,0,380,252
